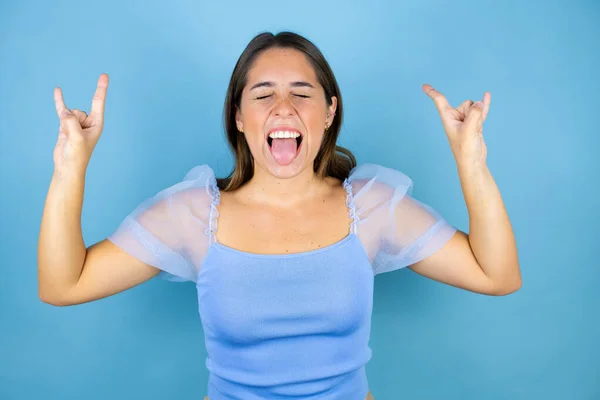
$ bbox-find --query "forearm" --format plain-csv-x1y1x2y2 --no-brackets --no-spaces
37,170,87,300
456,161,521,292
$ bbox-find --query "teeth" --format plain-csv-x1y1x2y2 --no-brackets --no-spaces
268,131,301,139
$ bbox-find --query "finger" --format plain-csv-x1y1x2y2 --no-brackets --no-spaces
422,84,451,113
464,101,485,134
70,109,88,125
457,100,474,117
481,91,491,121
90,73,109,118
54,87,71,118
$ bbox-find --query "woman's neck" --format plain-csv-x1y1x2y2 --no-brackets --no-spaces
235,165,335,209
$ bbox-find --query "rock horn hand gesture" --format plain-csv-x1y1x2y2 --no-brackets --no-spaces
422,83,491,167
53,73,109,175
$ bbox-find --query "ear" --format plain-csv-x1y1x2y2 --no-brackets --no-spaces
235,106,244,132
326,96,338,126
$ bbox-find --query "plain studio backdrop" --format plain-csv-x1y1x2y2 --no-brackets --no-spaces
1,1,598,399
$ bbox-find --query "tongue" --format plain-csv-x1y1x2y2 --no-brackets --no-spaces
270,138,298,165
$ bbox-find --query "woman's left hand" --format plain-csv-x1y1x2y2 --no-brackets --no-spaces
422,84,491,168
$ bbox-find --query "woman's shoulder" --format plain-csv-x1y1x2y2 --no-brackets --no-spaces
181,164,217,185
150,164,219,213
347,163,413,199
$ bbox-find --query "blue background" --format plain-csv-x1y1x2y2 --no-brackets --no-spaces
1,0,598,399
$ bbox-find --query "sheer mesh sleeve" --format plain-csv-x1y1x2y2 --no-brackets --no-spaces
347,163,457,275
107,165,218,283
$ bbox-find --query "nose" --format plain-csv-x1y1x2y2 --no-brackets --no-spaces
273,95,295,117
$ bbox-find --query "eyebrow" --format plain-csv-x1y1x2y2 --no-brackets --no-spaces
249,81,315,91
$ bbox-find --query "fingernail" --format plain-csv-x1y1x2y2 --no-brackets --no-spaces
475,101,484,109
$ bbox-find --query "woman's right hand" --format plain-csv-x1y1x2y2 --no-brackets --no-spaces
53,73,109,176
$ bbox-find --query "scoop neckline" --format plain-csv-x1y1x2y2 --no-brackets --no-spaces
211,232,357,259
207,176,357,259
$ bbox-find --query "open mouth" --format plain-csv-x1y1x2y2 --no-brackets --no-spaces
267,135,303,148
267,131,304,165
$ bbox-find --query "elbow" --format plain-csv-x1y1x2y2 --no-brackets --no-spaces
494,283,521,296
38,291,68,307
491,276,522,296
38,284,74,307
39,294,75,307
38,266,78,307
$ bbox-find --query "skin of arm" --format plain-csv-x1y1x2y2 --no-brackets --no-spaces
408,85,521,296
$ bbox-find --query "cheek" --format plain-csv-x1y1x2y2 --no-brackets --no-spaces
304,116,327,141
243,133,266,154
242,105,266,127
240,109,267,145
310,131,326,149
298,104,326,126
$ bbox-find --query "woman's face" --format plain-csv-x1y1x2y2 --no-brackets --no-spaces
235,47,337,179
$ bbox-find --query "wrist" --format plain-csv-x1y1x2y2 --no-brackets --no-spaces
455,157,490,180
51,167,86,186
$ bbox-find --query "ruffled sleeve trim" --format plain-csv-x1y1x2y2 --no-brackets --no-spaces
342,178,358,234
206,175,221,245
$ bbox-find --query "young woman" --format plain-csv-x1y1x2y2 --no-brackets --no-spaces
38,31,521,400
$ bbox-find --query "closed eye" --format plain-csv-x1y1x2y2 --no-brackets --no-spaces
254,94,310,100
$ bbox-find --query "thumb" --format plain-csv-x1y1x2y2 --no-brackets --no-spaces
463,101,484,133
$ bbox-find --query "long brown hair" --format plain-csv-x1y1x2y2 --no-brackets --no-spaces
217,31,356,191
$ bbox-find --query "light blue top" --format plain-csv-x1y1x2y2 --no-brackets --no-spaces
108,163,457,399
